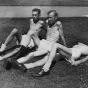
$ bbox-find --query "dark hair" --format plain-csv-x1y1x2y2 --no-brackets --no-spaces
48,10,58,17
32,8,41,15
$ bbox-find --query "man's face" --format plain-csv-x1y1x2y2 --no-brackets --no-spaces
48,12,56,24
32,11,39,21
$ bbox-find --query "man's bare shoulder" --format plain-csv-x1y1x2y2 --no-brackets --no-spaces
39,20,44,24
29,18,33,22
46,19,49,23
56,21,62,25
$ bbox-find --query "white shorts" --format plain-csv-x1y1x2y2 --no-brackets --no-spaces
65,48,81,64
70,48,81,60
38,39,54,51
79,45,88,55
72,44,88,55
16,34,34,48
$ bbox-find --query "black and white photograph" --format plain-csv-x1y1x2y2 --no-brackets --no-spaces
0,0,88,88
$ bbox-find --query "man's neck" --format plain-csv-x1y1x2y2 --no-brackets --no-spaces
48,19,58,28
33,19,39,24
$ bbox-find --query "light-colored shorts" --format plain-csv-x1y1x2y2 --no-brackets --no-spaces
79,45,88,55
16,34,34,48
70,48,81,60
65,48,81,64
38,39,54,51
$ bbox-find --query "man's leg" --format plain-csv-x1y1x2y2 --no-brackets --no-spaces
0,45,20,56
24,54,49,69
12,49,49,72
11,31,40,61
43,43,72,72
20,32,32,47
0,28,22,70
17,49,49,63
0,48,20,61
21,30,39,47
31,33,40,48
3,47,21,70
34,43,72,77
11,45,29,61
0,28,22,52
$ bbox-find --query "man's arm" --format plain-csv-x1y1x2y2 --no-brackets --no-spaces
57,21,66,46
38,21,47,40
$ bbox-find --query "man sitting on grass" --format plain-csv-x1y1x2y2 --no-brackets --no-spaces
0,8,45,70
11,10,66,72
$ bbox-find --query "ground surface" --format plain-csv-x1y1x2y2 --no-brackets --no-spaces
0,17,88,88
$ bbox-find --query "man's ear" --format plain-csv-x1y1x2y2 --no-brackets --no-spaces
39,14,41,17
55,17,58,20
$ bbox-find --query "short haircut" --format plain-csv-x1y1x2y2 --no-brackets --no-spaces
48,10,58,17
32,8,41,15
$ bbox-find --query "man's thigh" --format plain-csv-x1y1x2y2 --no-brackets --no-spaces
33,49,49,57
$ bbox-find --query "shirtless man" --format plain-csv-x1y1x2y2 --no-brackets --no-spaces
11,10,66,72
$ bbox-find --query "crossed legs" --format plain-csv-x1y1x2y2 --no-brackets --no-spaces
21,53,49,69
17,49,49,63
42,43,72,72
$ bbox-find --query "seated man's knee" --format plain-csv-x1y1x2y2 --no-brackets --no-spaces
11,28,18,35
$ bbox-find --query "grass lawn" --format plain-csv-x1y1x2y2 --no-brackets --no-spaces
0,17,88,88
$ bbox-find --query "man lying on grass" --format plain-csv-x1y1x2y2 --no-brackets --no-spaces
32,42,88,77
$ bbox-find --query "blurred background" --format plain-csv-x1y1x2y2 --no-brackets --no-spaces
0,0,88,17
